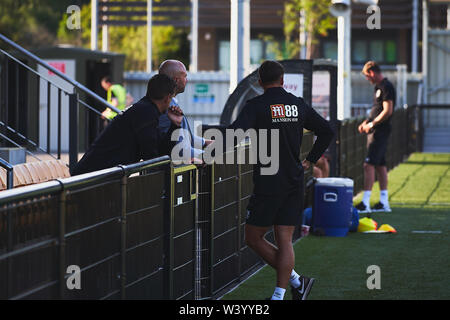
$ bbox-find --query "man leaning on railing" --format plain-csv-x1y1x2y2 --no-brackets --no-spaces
70,74,183,176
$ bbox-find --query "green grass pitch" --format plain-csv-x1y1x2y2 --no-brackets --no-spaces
222,153,450,300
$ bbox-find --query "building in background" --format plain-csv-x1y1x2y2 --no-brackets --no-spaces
195,0,449,72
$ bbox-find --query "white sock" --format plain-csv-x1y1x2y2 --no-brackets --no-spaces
271,287,286,300
362,191,372,207
290,270,301,288
380,190,389,206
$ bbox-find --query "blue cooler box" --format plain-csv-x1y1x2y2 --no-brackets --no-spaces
312,178,354,237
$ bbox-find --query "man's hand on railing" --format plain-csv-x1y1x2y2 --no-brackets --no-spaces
168,105,183,127
203,139,214,147
101,108,112,120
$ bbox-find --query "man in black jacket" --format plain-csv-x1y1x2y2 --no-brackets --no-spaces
71,74,183,176
226,60,334,300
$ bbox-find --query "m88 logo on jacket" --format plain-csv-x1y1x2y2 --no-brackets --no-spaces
270,104,298,123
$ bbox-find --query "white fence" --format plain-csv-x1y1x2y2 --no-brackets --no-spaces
426,29,450,128
124,71,229,129
124,65,421,126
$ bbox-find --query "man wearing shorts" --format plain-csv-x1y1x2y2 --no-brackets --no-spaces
356,61,396,214
227,60,334,300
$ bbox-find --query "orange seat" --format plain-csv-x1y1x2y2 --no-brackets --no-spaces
0,159,70,191
0,168,7,190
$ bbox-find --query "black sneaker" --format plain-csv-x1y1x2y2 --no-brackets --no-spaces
355,201,371,214
371,202,392,213
291,276,315,300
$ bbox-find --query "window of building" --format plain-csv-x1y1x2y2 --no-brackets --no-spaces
352,40,367,64
369,40,384,62
323,41,338,61
250,40,264,65
385,40,397,64
218,38,279,71
219,41,230,71
350,39,397,65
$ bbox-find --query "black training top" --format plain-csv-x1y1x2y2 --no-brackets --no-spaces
227,86,334,195
368,78,396,133
71,96,178,176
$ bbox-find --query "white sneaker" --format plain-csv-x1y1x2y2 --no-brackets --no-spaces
371,202,392,213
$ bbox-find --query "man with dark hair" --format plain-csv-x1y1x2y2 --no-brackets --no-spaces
356,61,396,213
226,60,334,300
71,74,183,175
258,60,285,84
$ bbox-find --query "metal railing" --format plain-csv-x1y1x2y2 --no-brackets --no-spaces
0,157,13,189
0,33,121,170
0,156,172,299
0,107,420,299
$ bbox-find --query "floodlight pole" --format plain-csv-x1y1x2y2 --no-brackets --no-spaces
412,0,419,73
91,0,98,50
422,0,428,104
102,25,109,52
147,0,153,73
190,0,199,72
299,9,307,59
101,1,108,52
230,0,250,93
336,9,352,120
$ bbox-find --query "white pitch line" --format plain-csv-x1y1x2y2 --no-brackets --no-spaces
411,231,442,234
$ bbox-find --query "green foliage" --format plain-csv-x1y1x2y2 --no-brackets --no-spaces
56,2,189,71
282,0,336,58
0,0,88,48
1,0,189,71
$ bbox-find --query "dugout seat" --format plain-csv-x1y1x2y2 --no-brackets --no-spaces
0,159,70,191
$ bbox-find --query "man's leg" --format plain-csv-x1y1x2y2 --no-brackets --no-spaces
375,165,388,190
315,157,330,178
245,224,277,269
245,224,288,300
273,225,296,289
374,165,391,211
313,166,323,178
364,162,376,191
356,162,375,211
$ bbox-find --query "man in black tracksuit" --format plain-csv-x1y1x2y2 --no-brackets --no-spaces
226,60,334,300
70,74,182,176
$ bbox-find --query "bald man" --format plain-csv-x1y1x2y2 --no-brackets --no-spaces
158,60,211,162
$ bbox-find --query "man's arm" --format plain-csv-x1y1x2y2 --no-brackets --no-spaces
361,100,393,133
223,101,257,151
303,105,334,165
372,100,393,125
136,107,182,160
136,121,164,160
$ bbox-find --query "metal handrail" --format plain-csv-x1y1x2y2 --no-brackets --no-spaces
0,33,122,115
0,156,171,204
0,120,54,161
0,157,14,189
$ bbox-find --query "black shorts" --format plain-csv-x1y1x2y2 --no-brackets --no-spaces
365,129,390,166
246,188,304,227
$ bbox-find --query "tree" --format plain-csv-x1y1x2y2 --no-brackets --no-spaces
0,0,86,48
283,0,337,59
57,2,189,71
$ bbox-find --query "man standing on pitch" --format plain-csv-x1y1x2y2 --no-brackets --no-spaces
227,60,334,300
356,61,396,214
